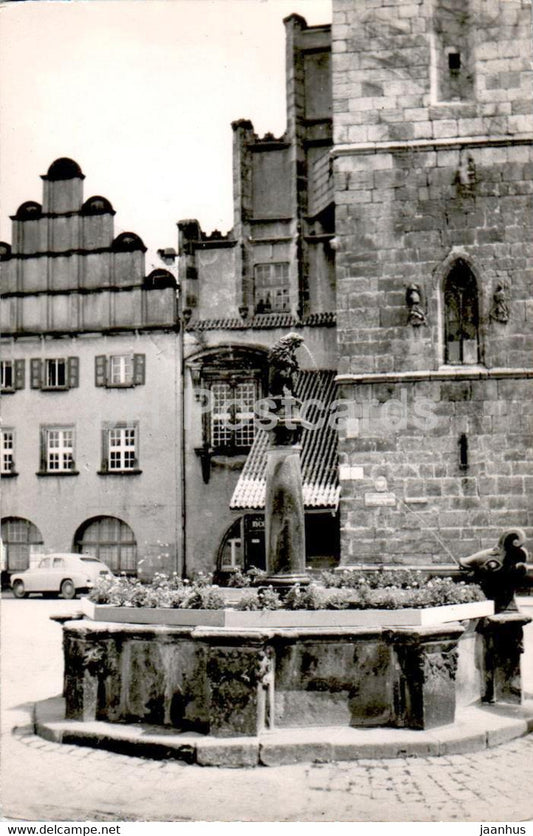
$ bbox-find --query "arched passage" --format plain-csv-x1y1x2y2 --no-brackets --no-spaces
74,516,137,575
1,517,44,573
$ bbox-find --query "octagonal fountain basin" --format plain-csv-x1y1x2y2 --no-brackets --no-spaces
56,597,506,744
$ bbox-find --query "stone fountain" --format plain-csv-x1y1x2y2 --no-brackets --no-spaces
45,334,532,765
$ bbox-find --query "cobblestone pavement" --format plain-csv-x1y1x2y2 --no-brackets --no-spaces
2,597,533,823
3,722,533,822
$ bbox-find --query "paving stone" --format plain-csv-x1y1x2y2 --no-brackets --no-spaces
259,740,333,766
196,739,259,767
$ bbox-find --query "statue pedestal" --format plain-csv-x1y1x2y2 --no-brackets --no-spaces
480,613,532,705
264,443,309,587
386,624,464,730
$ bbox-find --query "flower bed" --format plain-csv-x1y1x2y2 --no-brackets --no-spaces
88,568,486,611
80,596,494,627
82,569,492,628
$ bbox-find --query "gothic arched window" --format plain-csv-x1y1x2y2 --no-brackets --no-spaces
443,260,480,364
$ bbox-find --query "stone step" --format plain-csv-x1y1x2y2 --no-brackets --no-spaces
33,695,533,768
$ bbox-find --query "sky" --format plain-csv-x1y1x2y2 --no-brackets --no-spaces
0,0,331,262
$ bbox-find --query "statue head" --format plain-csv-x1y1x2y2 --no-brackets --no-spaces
459,528,528,612
268,333,305,398
270,332,304,355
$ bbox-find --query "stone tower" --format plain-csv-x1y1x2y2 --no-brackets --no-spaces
332,0,533,567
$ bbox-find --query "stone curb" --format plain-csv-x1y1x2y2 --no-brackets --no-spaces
33,696,533,768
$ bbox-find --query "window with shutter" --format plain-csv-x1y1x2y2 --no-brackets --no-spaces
38,426,77,475
31,358,80,390
97,354,145,388
1,361,14,392
99,422,140,474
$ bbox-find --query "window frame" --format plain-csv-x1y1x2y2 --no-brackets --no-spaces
44,358,68,390
38,424,78,476
95,354,145,388
1,428,16,476
99,421,141,475
203,371,260,455
31,357,79,391
443,260,481,366
1,361,14,392
253,262,290,314
109,354,134,386
1,359,25,393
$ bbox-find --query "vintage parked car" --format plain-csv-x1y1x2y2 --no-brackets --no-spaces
11,553,113,599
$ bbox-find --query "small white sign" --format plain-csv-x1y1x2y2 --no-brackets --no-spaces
339,465,364,481
364,492,396,507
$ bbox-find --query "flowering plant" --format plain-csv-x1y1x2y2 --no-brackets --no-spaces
89,570,484,611
89,574,223,609
234,586,281,611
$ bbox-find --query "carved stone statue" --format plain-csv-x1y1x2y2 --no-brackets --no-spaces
490,284,510,324
267,332,304,397
459,528,528,613
405,284,427,327
455,153,477,196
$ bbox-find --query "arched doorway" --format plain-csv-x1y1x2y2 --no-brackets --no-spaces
216,515,267,578
217,518,245,574
1,517,44,575
74,516,137,575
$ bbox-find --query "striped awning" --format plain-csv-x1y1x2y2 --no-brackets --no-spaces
230,369,340,511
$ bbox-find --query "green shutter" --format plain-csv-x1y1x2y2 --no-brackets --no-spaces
68,357,79,388
39,427,47,472
133,354,145,386
101,427,109,472
95,356,107,387
30,359,42,389
14,360,25,390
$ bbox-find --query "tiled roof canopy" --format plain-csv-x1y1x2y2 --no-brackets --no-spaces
230,369,339,511
186,312,336,332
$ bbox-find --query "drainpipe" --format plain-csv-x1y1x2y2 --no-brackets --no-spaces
157,249,186,578
179,286,187,579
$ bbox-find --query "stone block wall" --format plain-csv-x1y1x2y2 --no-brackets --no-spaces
334,142,533,376
332,0,532,147
337,374,532,564
332,0,533,564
